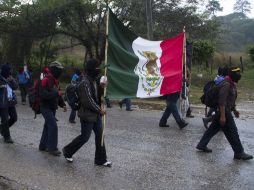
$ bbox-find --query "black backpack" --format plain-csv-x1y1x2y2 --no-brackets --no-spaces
28,79,41,118
200,80,221,108
64,83,80,110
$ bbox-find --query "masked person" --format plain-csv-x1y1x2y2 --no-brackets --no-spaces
17,67,30,105
0,64,18,143
62,59,111,167
39,61,67,156
196,67,253,160
159,91,188,129
68,68,82,124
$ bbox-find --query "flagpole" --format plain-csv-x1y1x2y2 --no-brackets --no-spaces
101,3,109,146
182,26,187,115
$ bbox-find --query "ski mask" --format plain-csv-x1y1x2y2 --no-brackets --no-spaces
1,64,11,78
229,67,241,83
49,61,64,79
85,59,100,79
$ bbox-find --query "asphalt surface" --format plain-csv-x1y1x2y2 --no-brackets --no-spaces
0,101,254,190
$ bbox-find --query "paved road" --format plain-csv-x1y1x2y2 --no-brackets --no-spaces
0,102,254,190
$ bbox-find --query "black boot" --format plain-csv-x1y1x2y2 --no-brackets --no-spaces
186,108,194,118
234,152,253,160
4,137,14,144
178,119,188,129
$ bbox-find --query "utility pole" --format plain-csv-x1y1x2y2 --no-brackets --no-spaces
146,0,153,40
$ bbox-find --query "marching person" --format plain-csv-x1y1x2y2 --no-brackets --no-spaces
0,64,18,143
17,67,30,105
119,98,133,111
69,68,82,124
39,61,67,156
62,59,111,167
196,67,253,160
159,91,188,129
202,66,229,129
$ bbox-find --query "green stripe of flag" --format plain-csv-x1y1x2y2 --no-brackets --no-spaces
106,9,139,99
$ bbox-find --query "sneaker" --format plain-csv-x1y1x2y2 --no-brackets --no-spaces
48,149,61,156
196,146,212,153
234,152,253,160
4,137,14,144
62,148,73,163
179,121,188,129
96,161,112,167
126,109,133,111
159,124,170,127
202,118,209,129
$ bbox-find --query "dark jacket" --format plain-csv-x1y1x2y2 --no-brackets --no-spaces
0,76,18,108
218,76,237,111
78,75,101,122
39,74,65,110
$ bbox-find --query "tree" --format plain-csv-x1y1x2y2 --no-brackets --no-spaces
234,0,251,15
206,0,223,17
192,40,215,67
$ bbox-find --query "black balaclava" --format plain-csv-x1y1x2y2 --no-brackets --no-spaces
85,59,100,79
49,66,63,79
1,64,11,78
229,67,241,83
75,69,81,76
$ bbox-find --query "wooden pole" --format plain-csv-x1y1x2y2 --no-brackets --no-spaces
101,5,109,146
183,27,187,114
180,26,187,115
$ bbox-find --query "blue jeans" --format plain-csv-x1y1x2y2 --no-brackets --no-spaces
69,108,76,122
39,107,58,151
159,93,183,126
63,117,107,164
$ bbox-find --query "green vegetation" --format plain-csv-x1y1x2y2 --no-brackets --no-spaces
0,0,253,105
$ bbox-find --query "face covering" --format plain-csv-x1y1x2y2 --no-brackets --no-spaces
230,72,241,83
85,59,100,79
86,68,100,79
50,67,63,79
1,64,11,78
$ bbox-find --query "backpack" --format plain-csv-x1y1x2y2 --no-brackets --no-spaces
64,83,80,111
200,80,220,108
28,79,41,118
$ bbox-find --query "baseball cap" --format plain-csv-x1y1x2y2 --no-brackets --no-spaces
49,61,64,69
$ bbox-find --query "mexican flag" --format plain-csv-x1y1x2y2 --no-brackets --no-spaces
106,9,184,99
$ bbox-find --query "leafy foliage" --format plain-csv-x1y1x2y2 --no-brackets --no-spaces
217,13,254,51
233,0,251,15
193,40,215,66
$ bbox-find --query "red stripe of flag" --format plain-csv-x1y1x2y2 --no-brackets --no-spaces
160,33,184,95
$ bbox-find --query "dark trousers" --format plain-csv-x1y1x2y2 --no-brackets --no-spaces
19,84,27,103
197,111,244,154
105,97,111,108
159,93,183,126
0,106,17,139
63,117,107,164
39,107,58,151
69,108,76,122
120,98,131,110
